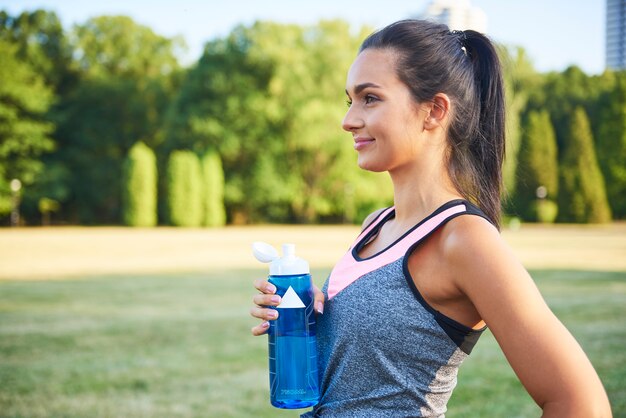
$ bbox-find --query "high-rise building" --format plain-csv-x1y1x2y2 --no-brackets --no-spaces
417,0,488,33
606,0,626,70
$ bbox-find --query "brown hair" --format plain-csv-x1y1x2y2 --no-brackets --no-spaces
360,20,506,228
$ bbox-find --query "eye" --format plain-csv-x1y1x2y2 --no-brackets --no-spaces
346,99,352,108
364,94,378,105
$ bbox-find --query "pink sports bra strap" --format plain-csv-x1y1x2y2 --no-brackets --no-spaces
327,202,467,299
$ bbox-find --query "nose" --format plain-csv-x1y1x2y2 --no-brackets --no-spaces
342,104,363,133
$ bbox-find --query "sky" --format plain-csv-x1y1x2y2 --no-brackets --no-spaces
0,0,605,75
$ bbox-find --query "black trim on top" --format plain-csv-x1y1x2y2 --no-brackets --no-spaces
400,201,492,355
360,206,394,233
353,199,469,262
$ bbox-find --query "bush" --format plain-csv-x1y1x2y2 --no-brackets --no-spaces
201,150,226,227
167,150,202,227
532,199,558,224
122,142,157,227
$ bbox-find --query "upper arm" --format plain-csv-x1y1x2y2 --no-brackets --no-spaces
445,217,611,416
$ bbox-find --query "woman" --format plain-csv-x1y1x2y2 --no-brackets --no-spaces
250,19,612,417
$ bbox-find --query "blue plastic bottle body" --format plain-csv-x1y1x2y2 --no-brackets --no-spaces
267,273,319,409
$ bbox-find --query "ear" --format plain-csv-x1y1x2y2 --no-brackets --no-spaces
423,93,451,130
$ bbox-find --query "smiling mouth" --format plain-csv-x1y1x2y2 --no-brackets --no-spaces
354,138,375,151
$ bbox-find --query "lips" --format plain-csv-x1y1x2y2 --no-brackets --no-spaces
354,137,375,151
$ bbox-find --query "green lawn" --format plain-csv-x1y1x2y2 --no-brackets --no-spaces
1,267,624,417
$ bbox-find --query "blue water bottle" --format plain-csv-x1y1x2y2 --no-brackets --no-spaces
252,242,319,409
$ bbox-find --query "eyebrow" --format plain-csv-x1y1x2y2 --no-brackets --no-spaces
345,82,382,96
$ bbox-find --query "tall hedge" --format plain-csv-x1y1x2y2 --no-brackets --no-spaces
558,107,612,223
121,141,157,226
515,110,559,221
201,150,226,227
167,150,202,227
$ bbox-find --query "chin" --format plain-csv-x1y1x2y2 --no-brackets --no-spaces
357,157,387,173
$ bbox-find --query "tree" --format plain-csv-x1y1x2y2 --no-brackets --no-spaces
0,40,54,215
0,9,73,91
167,150,202,227
558,107,611,223
498,46,538,201
51,15,182,223
533,66,599,152
164,20,390,224
595,72,626,219
71,15,183,80
122,142,157,226
0,10,77,224
515,110,558,221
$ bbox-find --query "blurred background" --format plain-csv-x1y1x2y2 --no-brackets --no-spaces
0,1,625,417
0,0,623,226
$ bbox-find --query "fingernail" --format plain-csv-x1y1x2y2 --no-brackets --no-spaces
266,284,276,294
262,321,270,328
268,310,278,319
270,295,281,304
316,302,324,315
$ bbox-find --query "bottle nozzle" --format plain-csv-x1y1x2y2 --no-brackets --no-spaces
282,243,296,258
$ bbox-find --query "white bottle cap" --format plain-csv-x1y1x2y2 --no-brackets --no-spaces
252,242,310,275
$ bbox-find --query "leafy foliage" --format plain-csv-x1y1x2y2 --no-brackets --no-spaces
166,150,202,227
595,72,626,218
49,16,182,223
515,110,558,220
0,8,624,225
122,142,157,227
558,108,611,223
163,20,391,224
0,39,54,214
201,150,226,227
498,46,538,199
0,9,73,90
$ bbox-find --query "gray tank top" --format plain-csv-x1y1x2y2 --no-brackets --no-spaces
302,200,489,417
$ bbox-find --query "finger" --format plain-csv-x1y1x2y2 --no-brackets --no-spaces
251,321,270,336
313,285,325,315
253,279,277,294
253,293,281,307
249,306,279,321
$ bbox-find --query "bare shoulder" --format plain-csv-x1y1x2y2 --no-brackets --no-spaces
437,214,522,291
439,214,504,258
360,207,388,230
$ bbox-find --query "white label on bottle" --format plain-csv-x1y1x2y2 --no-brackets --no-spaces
277,286,305,309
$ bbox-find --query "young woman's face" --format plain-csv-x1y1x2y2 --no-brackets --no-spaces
343,48,428,173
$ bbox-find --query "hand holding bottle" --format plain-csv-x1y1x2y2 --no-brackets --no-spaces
250,278,325,336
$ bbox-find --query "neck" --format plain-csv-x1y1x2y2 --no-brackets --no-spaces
388,156,461,226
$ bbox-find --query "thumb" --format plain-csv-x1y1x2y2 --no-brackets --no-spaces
313,285,325,315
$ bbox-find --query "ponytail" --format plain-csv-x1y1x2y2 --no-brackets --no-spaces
360,20,507,229
459,30,506,229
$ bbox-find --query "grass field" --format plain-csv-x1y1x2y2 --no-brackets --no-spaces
1,224,625,417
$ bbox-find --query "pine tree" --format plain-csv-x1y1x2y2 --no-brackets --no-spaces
515,110,558,221
596,73,626,219
201,150,226,227
558,107,612,223
122,142,157,226
167,150,202,227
